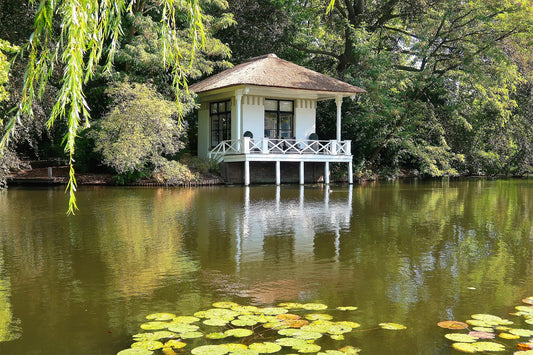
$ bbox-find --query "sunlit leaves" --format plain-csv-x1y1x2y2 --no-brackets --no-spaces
378,323,407,330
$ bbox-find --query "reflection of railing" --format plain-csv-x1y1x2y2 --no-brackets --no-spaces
209,138,351,162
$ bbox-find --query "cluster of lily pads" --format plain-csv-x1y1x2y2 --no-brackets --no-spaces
438,296,533,353
117,301,406,354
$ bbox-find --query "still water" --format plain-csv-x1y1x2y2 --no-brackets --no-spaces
1,179,533,354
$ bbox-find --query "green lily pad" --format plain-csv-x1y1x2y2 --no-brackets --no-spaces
191,345,230,355
140,322,169,331
117,349,154,355
164,340,187,349
472,341,506,352
471,314,502,323
224,328,253,337
338,346,362,354
275,337,309,347
206,332,229,339
526,318,533,325
204,308,239,319
302,303,328,311
203,318,231,327
231,306,259,314
305,314,333,321
231,318,258,327
263,321,289,329
509,328,533,337
317,351,344,355
229,350,260,355
336,321,360,329
258,307,289,315
132,333,160,341
278,303,305,309
293,343,321,353
146,313,176,321
131,341,164,350
167,324,200,333
278,328,299,336
379,322,407,330
301,323,331,333
498,332,519,339
330,334,344,340
248,342,282,353
181,331,204,339
291,330,323,340
173,316,200,324
326,324,352,335
225,344,248,351
148,331,177,340
452,342,477,353
466,319,495,327
213,302,240,309
336,306,358,311
445,333,477,343
515,306,533,313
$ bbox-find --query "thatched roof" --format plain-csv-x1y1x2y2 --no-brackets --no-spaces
189,54,365,95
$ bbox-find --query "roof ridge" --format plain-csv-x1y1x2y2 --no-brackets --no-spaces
245,53,278,62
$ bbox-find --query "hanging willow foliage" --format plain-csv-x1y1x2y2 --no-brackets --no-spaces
0,0,205,214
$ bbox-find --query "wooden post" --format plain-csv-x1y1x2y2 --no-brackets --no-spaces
335,96,342,141
299,161,305,185
47,167,53,179
324,161,330,184
275,161,281,185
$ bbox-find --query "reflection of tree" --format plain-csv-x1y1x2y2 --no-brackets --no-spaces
0,248,19,342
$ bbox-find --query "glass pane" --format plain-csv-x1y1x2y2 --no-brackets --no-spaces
264,99,278,111
210,103,218,114
264,112,277,138
280,100,293,112
219,102,226,113
280,113,293,138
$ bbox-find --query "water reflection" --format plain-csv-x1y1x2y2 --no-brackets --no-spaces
1,180,533,354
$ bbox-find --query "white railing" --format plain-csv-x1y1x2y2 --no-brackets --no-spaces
209,138,351,162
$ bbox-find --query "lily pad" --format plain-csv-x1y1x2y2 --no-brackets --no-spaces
203,318,231,327
336,306,357,311
472,327,493,333
327,325,352,335
258,307,289,315
248,342,282,353
379,322,407,330
206,332,229,339
302,303,328,311
293,343,321,353
167,324,200,333
204,308,239,320
338,346,362,354
117,349,154,355
522,297,533,305
228,350,260,355
437,320,468,330
277,313,301,320
291,330,323,340
452,342,477,353
469,331,495,339
146,313,176,321
278,303,305,309
275,337,309,347
278,328,299,336
466,319,495,327
191,345,229,355
231,319,258,327
132,333,160,341
330,335,344,340
131,341,164,350
281,319,310,328
172,316,200,324
149,331,177,340
141,322,170,331
471,314,502,323
509,328,533,337
213,302,240,309
305,314,333,321
224,329,253,337
225,344,249,351
336,321,360,329
317,351,344,355
445,333,477,343
164,340,187,349
472,341,505,352
181,331,204,339
231,305,259,314
499,332,520,339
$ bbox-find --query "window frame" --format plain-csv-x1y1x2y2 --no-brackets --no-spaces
264,99,294,139
210,100,232,148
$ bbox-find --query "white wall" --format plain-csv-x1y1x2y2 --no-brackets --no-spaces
241,95,265,139
295,99,317,140
197,103,210,159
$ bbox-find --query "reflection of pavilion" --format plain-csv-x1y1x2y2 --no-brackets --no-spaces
235,185,353,270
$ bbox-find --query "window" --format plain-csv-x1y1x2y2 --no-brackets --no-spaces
210,100,231,147
264,99,294,138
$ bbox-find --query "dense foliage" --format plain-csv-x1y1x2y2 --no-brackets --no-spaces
1,0,532,199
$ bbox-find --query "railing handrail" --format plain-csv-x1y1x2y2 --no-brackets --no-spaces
209,138,351,162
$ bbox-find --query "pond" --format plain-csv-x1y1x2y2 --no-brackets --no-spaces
1,179,533,354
